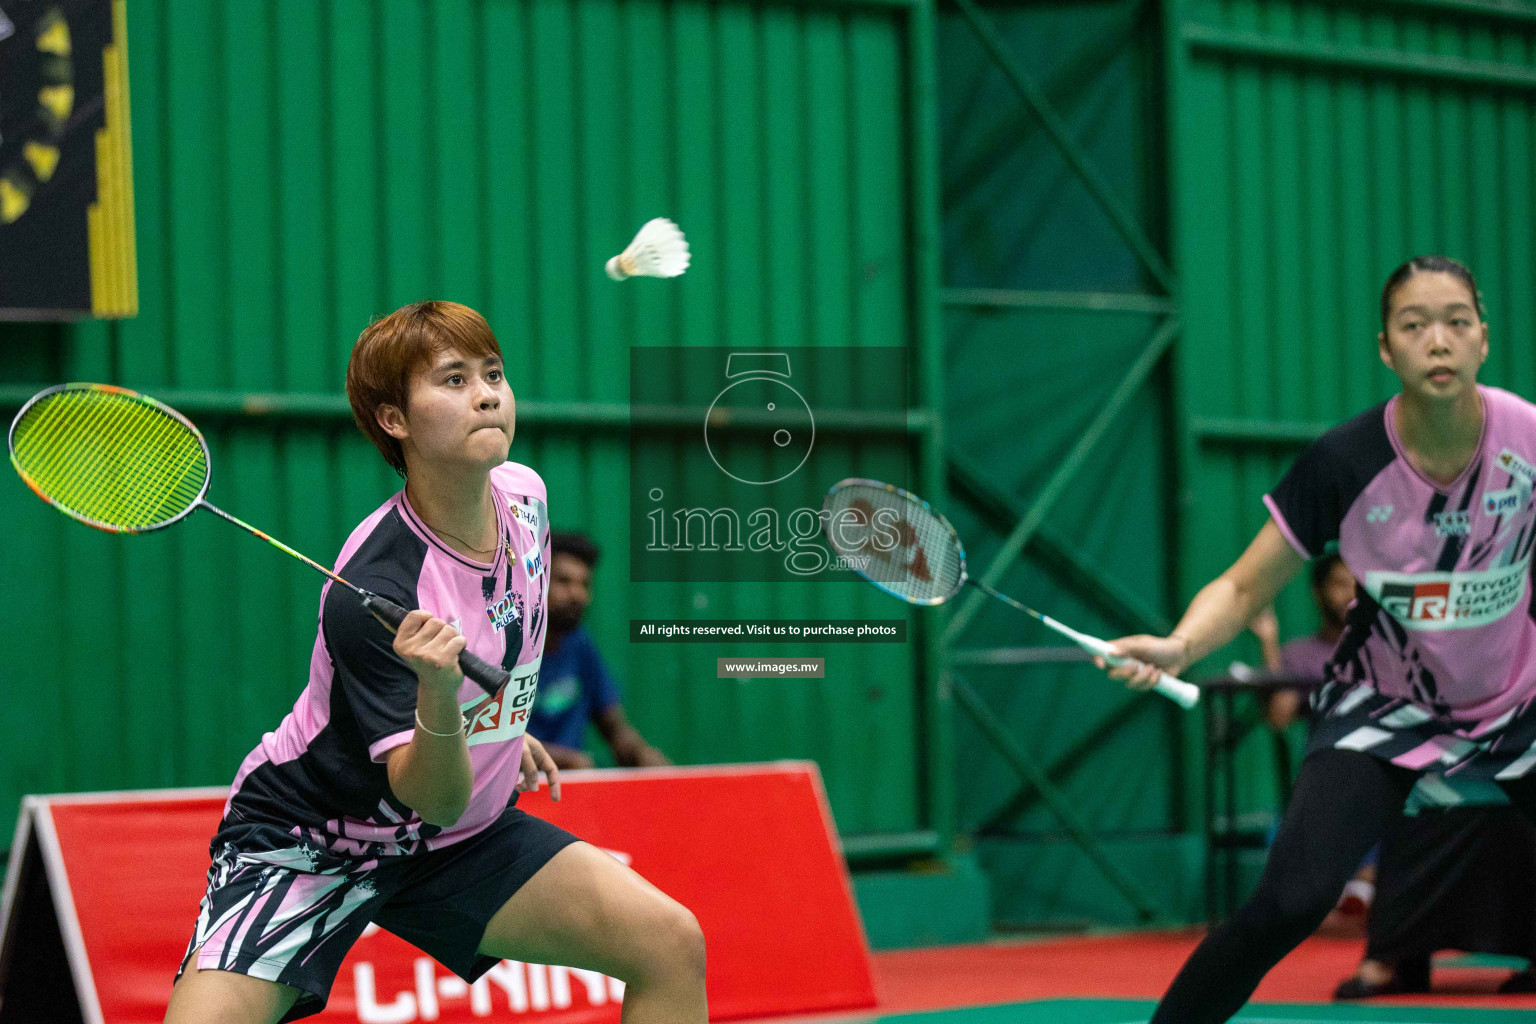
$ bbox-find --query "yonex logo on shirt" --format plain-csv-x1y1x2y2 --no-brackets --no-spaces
1367,505,1394,523
1366,558,1529,630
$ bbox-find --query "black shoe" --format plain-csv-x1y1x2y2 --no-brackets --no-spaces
1499,969,1536,994
1334,962,1431,1001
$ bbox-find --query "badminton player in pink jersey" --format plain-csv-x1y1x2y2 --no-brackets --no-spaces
1101,256,1536,1022
164,302,706,1024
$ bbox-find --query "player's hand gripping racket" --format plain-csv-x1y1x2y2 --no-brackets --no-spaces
8,383,511,695
822,478,1199,709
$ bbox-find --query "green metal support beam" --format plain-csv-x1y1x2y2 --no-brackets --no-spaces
976,694,1154,834
1330,0,1536,26
951,646,1087,666
1182,22,1536,92
909,0,956,850
944,317,1181,644
840,830,943,864
951,670,1160,922
948,451,1173,636
942,288,1177,316
1190,416,1328,447
951,0,1176,294
0,386,927,435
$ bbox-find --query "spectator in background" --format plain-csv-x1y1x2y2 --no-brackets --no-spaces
530,532,671,770
1334,792,1536,999
1255,553,1355,731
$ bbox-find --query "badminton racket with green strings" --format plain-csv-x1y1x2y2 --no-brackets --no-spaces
8,382,512,694
822,478,1199,708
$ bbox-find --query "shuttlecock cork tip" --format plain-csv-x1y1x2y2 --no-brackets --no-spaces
605,255,631,281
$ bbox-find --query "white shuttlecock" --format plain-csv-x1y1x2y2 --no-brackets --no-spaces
606,218,690,280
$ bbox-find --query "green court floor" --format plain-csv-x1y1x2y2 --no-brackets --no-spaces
869,1001,1536,1024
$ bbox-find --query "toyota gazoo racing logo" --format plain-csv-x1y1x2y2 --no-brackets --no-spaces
1366,558,1529,630
462,657,542,746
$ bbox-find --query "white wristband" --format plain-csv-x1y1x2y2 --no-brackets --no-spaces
415,709,464,738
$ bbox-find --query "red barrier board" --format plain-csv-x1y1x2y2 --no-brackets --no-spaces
0,762,874,1024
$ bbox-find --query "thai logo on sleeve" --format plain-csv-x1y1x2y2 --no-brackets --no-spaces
1365,557,1530,630
461,656,541,746
1497,448,1536,485
508,497,545,535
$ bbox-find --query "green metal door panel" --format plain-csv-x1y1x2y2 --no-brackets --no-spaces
939,2,1160,292
936,0,1181,922
946,354,1179,838
0,0,928,843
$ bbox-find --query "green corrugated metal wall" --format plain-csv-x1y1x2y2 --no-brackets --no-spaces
0,0,936,841
1170,0,1536,832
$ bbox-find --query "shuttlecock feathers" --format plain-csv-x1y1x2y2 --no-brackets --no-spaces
606,218,690,280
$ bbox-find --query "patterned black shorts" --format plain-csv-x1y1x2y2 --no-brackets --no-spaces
178,805,580,1022
1309,680,1536,783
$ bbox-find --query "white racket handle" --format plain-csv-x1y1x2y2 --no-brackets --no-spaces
1038,614,1201,709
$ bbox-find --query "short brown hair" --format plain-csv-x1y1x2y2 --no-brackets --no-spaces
346,300,503,476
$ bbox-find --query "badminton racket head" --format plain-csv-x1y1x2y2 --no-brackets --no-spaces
822,478,967,605
8,383,211,533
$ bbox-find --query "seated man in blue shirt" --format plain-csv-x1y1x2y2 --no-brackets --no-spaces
530,531,671,770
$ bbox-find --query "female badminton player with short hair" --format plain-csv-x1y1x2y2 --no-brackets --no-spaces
1102,256,1536,1022
163,301,706,1023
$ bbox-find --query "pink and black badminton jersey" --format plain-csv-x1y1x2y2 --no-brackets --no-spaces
1266,385,1536,779
224,462,551,856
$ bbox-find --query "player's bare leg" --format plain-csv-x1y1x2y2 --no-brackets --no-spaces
162,944,301,1024
477,841,706,1023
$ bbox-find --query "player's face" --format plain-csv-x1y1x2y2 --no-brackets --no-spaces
1378,272,1487,402
548,553,593,633
1316,560,1355,628
395,348,515,471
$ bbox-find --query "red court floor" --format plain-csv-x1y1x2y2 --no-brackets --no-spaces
867,932,1536,1015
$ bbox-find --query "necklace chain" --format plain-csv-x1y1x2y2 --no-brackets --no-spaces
427,521,499,555
410,487,502,557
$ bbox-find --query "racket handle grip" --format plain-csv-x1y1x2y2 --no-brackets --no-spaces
362,595,511,694
1039,615,1201,709
1100,650,1201,710
457,650,512,694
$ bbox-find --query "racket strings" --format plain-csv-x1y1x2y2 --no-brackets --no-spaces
12,389,209,530
823,482,965,604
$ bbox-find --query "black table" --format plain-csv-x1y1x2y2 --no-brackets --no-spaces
1201,672,1321,924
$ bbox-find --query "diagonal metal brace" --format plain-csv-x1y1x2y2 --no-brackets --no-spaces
948,451,1173,636
944,317,1181,644
952,670,1160,922
950,0,1176,293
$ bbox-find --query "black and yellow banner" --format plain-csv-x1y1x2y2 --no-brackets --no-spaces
0,0,136,319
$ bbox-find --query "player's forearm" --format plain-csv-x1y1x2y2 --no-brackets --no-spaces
388,684,473,826
1172,575,1272,666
